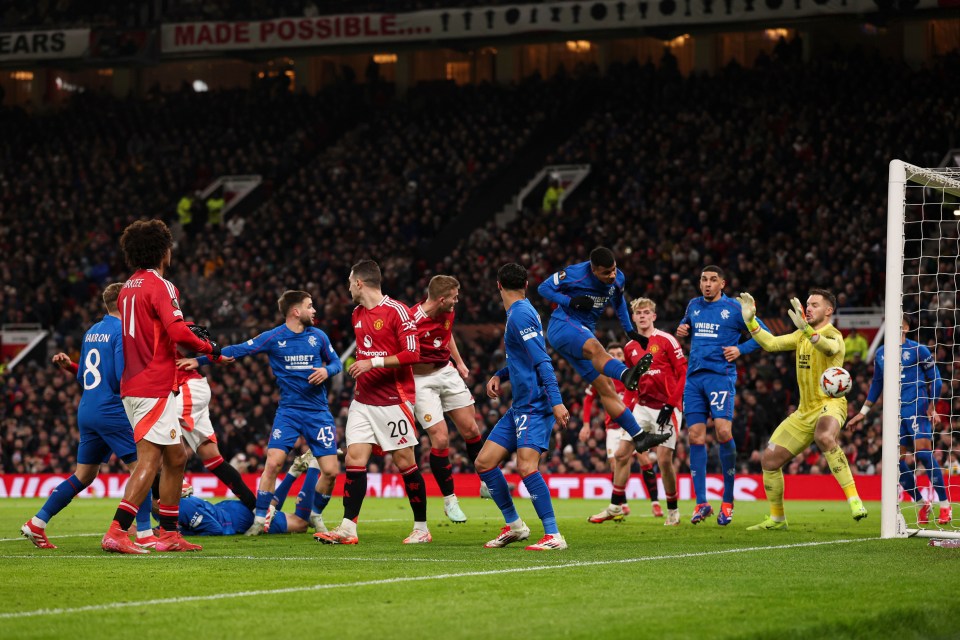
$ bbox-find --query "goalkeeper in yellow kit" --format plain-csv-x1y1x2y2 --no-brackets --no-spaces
736,289,867,529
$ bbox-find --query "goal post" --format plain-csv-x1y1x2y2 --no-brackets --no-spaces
882,160,960,539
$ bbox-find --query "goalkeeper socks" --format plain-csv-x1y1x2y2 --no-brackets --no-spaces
37,474,88,523
400,464,428,522
718,437,737,503
521,471,558,535
690,444,708,504
611,482,627,506
603,358,628,381
824,447,859,498
915,450,949,503
465,436,483,464
206,455,257,511
641,464,659,501
430,448,455,497
898,460,922,502
478,468,519,524
136,489,153,533
343,466,367,522
272,473,298,510
313,493,332,515
613,409,642,438
255,490,274,518
295,467,320,520
763,469,786,520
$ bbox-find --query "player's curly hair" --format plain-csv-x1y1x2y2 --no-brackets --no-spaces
120,220,173,271
497,263,527,291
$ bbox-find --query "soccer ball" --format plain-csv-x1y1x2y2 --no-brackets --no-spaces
820,367,852,398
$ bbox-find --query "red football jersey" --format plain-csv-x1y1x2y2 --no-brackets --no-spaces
412,302,454,365
584,378,637,429
176,366,203,387
626,329,687,409
353,295,419,406
119,269,206,398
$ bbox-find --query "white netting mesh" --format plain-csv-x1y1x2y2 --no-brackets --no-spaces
900,165,960,533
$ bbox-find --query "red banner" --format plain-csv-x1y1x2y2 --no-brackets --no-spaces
6,473,956,501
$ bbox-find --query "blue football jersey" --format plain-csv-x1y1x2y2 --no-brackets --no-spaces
538,261,633,333
868,340,942,418
680,294,762,377
501,298,563,414
178,497,254,536
76,315,127,425
199,325,341,412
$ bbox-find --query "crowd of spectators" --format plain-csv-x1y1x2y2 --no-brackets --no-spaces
2,45,959,490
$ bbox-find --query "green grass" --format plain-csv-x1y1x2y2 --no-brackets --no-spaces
1,497,958,639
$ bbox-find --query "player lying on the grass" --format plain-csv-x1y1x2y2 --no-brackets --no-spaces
475,262,571,551
848,317,950,525
21,283,155,550
737,290,867,530
168,495,309,536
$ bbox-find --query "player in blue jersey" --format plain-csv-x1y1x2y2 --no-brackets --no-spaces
21,283,155,549
180,290,342,535
475,262,571,550
172,496,310,536
538,247,665,454
676,265,765,526
848,318,950,525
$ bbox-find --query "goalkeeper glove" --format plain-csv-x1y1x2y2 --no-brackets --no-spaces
208,340,222,360
570,295,594,312
736,292,760,333
186,323,212,342
787,297,815,338
627,330,649,350
656,404,674,428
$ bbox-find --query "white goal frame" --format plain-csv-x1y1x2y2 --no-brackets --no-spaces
882,160,960,539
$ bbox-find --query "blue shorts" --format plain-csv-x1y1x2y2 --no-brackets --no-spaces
76,419,137,465
899,415,934,447
683,372,736,426
270,406,338,457
486,407,555,453
546,318,600,383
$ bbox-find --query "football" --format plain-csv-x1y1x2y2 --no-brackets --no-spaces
820,366,852,398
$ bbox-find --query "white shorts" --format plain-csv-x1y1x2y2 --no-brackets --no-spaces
414,364,474,428
123,392,181,446
632,404,681,451
346,400,418,452
176,378,215,451
605,427,634,458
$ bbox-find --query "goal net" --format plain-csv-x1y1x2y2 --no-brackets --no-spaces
883,160,960,539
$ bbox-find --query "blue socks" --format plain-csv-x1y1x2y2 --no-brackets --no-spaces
613,409,642,438
521,471,558,534
255,490,274,518
899,460,922,502
37,474,87,523
690,444,707,504
478,468,519,524
718,438,737,503
295,467,320,520
603,358,628,381
272,473,298,511
915,450,948,502
313,492,331,515
136,489,153,533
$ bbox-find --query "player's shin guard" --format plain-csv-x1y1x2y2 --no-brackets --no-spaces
718,438,737,503
342,466,367,522
429,448,455,497
690,444,708,504
898,459,923,502
206,455,257,511
522,471,558,535
762,469,786,519
613,408,642,438
295,467,321,520
465,436,483,465
157,502,178,531
136,489,153,533
478,468,519,523
915,450,948,503
824,447,859,499
37,474,88,523
641,464,659,502
400,465,428,522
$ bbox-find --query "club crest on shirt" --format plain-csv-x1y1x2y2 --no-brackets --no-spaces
308,335,317,347
721,309,730,320
424,414,432,423
609,285,616,296
649,344,660,353
170,429,177,439
374,319,384,330
444,320,451,330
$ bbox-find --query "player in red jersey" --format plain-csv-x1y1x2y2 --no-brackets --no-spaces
101,219,222,554
580,343,659,522
316,259,431,545
411,275,484,524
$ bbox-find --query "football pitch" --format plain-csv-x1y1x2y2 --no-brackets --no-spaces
1,497,957,640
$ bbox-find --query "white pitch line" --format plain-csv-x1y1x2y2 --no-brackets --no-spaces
0,538,870,620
